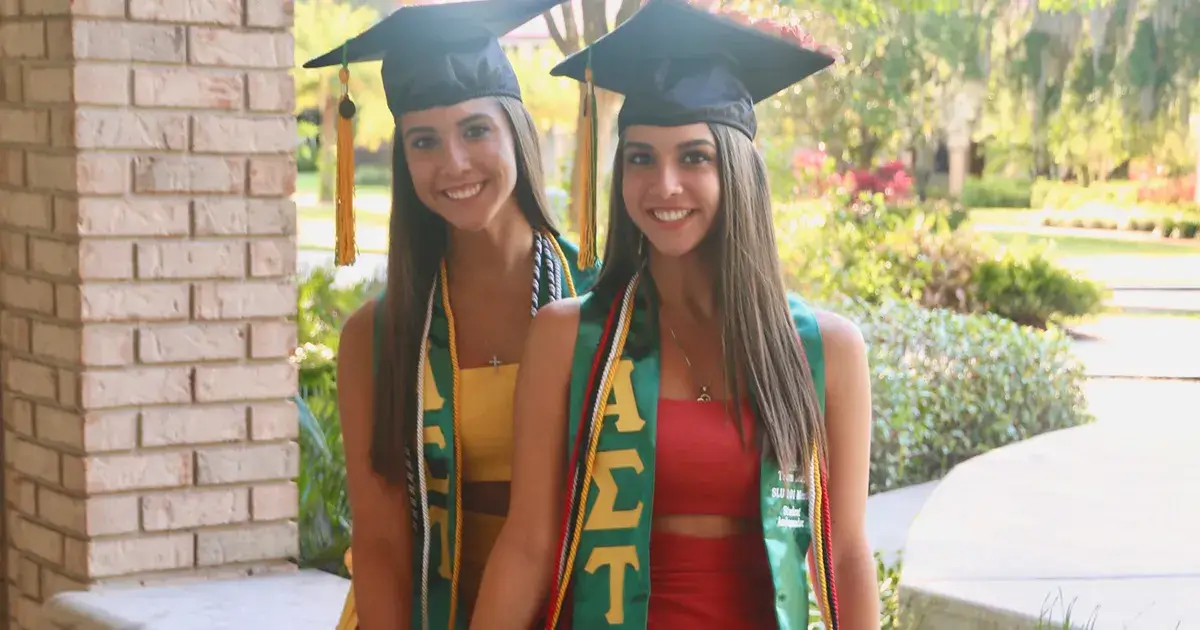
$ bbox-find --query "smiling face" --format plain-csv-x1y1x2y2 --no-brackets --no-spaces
399,97,520,232
620,123,722,258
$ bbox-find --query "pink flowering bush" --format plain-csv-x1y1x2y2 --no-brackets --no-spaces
842,161,914,203
792,147,913,205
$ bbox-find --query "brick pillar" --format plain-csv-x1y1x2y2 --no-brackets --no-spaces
0,2,300,628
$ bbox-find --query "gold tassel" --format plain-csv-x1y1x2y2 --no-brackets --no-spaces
335,62,357,267
572,58,598,270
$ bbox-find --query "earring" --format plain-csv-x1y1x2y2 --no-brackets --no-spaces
637,232,646,260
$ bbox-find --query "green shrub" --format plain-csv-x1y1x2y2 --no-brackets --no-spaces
296,344,350,576
354,164,392,187
294,267,382,575
298,266,384,353
829,298,1093,494
975,249,1106,329
1031,179,1141,210
783,201,1104,329
961,177,1033,209
808,552,903,630
784,197,978,309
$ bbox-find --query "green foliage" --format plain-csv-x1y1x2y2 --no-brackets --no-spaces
1008,0,1200,177
961,178,1033,209
808,552,903,629
296,344,350,576
876,552,904,630
354,164,391,188
784,198,1103,328
295,268,382,575
975,249,1107,329
293,0,392,152
298,267,384,353
834,298,1093,493
1045,89,1130,183
1031,179,1142,210
297,120,319,173
507,44,580,133
1035,590,1101,630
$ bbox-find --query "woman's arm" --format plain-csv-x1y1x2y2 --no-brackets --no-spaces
816,310,880,629
470,299,581,630
337,301,414,630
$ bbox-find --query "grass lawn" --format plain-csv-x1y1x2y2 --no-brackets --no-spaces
298,204,390,228
296,171,389,198
988,232,1200,257
969,205,1200,228
968,207,1043,227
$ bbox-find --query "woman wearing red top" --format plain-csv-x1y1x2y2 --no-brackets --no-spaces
473,1,879,628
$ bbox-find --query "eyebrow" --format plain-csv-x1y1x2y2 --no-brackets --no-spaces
678,139,716,150
456,113,493,128
402,113,495,140
622,138,717,152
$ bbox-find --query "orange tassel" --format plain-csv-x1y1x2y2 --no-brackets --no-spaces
572,61,598,269
335,64,357,267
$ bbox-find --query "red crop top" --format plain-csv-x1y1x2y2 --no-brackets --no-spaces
653,398,761,519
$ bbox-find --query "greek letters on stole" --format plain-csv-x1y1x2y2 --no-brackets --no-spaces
547,276,833,630
372,235,597,630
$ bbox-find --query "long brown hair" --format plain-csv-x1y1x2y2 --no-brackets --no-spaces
592,123,826,476
370,96,558,482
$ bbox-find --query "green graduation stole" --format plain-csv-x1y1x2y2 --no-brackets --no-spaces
373,232,597,630
545,272,839,630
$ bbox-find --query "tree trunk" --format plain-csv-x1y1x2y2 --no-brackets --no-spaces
319,91,337,204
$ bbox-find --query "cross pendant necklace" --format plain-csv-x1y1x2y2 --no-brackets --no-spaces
488,355,502,371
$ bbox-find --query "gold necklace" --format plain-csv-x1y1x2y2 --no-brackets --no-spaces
665,322,712,403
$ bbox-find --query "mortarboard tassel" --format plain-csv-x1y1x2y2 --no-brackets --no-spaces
572,50,598,270
335,46,357,267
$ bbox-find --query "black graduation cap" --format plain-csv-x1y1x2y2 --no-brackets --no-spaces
550,0,838,139
303,0,563,117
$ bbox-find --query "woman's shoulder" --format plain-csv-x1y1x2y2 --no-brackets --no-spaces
812,308,866,353
784,293,865,353
810,307,869,395
338,297,379,368
532,295,583,335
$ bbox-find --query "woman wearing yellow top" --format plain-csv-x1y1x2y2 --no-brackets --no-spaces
303,1,596,628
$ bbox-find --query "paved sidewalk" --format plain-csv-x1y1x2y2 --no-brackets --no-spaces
891,310,1199,628
900,418,1200,630
1106,288,1200,312
1069,314,1200,379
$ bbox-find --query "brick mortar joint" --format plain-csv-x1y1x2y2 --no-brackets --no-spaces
0,302,79,319
83,558,300,583
2,431,87,454
0,269,85,284
0,230,82,245
7,551,90,584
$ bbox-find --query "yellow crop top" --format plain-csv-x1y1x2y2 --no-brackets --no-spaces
458,364,519,483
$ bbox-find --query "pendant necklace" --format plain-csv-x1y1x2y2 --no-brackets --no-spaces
463,229,561,371
665,320,712,403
